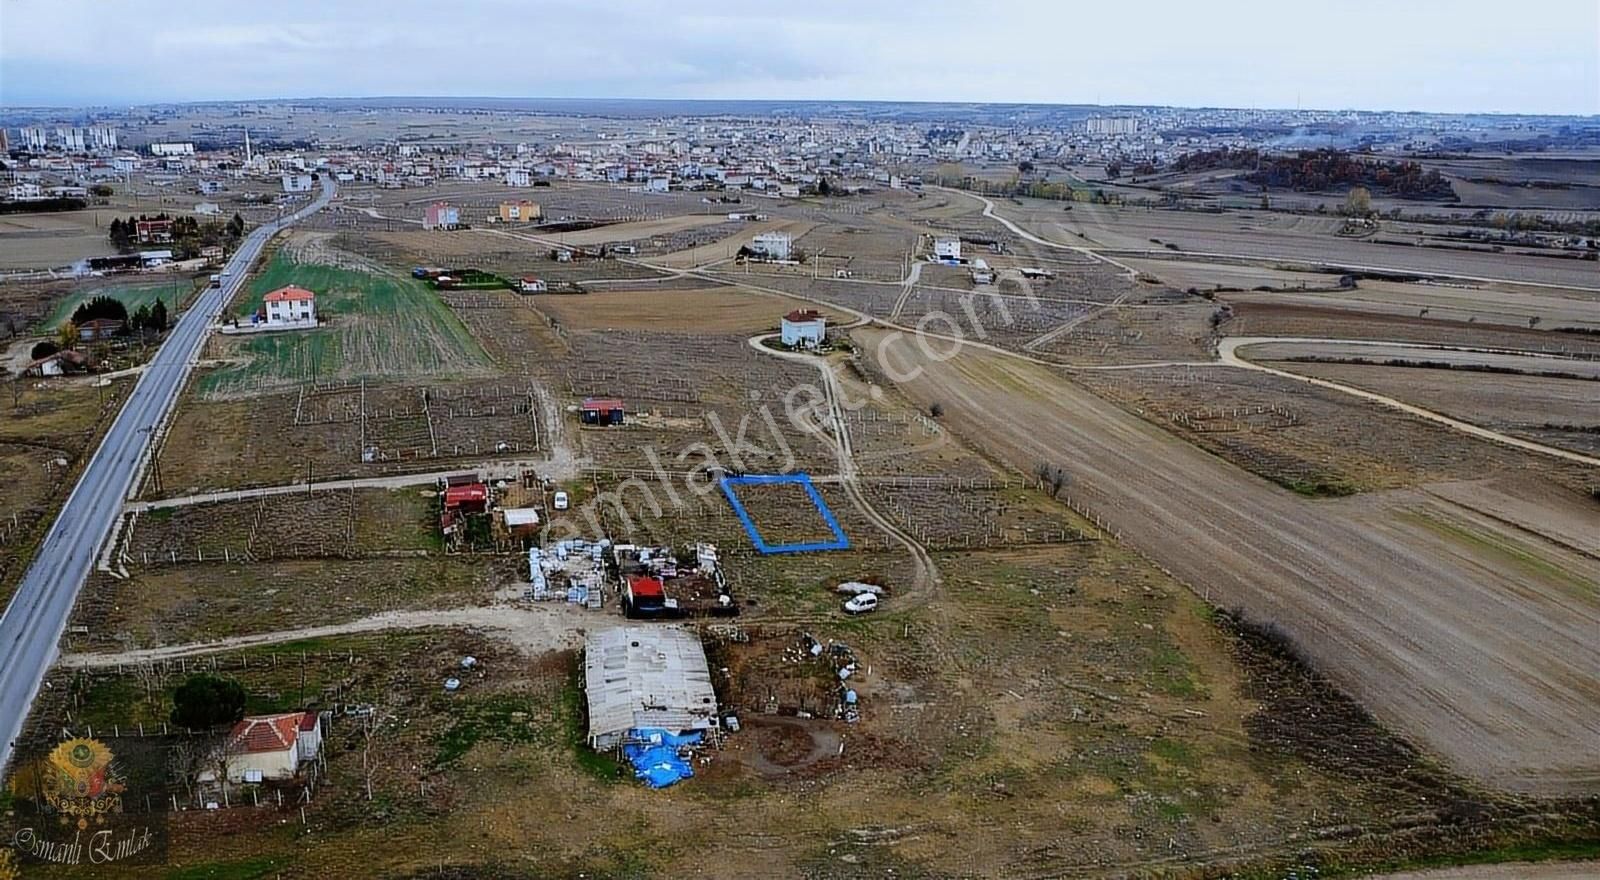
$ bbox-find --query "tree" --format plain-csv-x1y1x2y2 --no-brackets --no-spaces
57,321,77,350
72,295,129,327
171,674,247,730
817,176,833,197
149,298,168,332
90,183,114,198
30,341,59,360
1342,186,1372,217
227,213,245,239
130,304,152,334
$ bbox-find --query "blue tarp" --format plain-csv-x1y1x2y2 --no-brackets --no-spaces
621,728,702,788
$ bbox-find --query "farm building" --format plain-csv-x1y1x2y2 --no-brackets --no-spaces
518,276,547,293
444,483,489,514
223,712,323,783
970,259,993,285
262,286,317,327
580,397,626,426
500,507,541,540
139,250,173,268
749,231,791,260
583,626,719,750
423,202,461,230
780,309,826,348
24,350,88,378
934,236,961,262
498,200,541,223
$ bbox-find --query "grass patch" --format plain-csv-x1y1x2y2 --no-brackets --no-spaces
561,666,625,783
42,280,189,330
1406,511,1596,598
1280,475,1359,497
202,250,493,396
163,855,288,880
433,694,544,766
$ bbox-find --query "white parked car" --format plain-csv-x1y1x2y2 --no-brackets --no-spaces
843,593,878,615
553,491,570,511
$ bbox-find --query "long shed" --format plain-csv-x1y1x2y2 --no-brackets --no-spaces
583,626,718,750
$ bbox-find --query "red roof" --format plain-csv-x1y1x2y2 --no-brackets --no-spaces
264,285,315,303
627,575,664,599
228,712,309,754
784,309,822,323
582,397,624,411
444,484,488,506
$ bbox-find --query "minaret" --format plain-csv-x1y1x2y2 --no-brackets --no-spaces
244,129,252,165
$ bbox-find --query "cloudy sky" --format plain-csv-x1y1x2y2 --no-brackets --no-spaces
2,0,1596,114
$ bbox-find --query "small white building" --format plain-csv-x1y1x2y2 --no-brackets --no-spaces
7,182,44,201
645,176,670,192
223,712,323,782
780,309,827,348
194,201,221,216
262,285,317,327
149,142,195,157
504,168,531,187
281,173,313,193
518,276,547,293
749,231,791,260
934,236,962,262
970,258,993,285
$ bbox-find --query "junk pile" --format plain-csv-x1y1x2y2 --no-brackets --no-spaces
622,728,704,788
799,633,864,724
526,539,609,607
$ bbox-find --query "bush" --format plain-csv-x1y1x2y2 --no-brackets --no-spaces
30,341,59,360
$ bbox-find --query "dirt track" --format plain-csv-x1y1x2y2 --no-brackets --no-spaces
862,328,1600,796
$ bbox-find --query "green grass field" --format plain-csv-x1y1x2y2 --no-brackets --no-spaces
201,250,494,397
42,280,189,330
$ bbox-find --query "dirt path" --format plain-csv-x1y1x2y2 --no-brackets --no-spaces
125,458,552,511
862,327,1600,796
1220,336,1600,468
1365,862,1599,879
60,604,614,667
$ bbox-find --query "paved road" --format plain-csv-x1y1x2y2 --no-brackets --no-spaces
0,178,335,771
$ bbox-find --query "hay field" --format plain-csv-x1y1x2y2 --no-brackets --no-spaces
200,245,494,397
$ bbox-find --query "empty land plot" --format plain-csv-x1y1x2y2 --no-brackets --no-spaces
793,224,918,280
1424,475,1600,558
532,286,846,333
529,214,732,247
1225,279,1600,331
74,556,494,649
0,208,123,269
200,244,495,397
1268,361,1600,455
864,327,1600,795
649,218,816,268
1228,302,1600,358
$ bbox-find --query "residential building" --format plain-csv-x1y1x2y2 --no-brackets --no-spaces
423,202,460,230
54,127,86,152
518,276,547,293
223,712,322,783
749,231,791,260
198,179,226,194
138,249,173,268
262,285,317,326
934,237,961,262
281,173,313,193
20,126,48,152
87,126,118,151
7,182,44,201
77,318,124,341
780,309,826,348
498,200,541,223
136,218,173,243
504,168,531,187
148,142,195,157
194,201,221,216
970,259,994,285
583,626,719,750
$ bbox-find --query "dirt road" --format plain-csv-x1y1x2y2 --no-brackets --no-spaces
1365,862,1599,879
60,604,612,667
863,328,1600,796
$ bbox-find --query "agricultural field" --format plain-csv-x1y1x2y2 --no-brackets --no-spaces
200,236,495,397
40,278,194,330
863,326,1600,796
531,285,846,333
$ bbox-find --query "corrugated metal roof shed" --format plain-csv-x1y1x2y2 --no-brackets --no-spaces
584,626,718,748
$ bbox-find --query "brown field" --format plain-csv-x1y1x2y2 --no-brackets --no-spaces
1271,360,1600,454
863,326,1600,796
648,218,816,268
531,285,847,333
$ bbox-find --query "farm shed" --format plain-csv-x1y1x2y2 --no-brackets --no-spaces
501,507,541,538
580,397,626,426
444,483,489,513
583,626,719,750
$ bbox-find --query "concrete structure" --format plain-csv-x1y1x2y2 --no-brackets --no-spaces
281,173,314,193
423,202,460,230
498,200,541,223
970,258,993,285
224,712,322,782
19,126,48,152
934,236,961,262
780,309,827,348
1086,116,1140,136
263,285,317,327
149,142,195,157
749,231,791,260
583,626,719,750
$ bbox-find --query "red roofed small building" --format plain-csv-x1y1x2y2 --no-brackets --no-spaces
444,483,489,514
623,575,667,618
224,711,323,782
580,397,625,426
518,276,547,293
261,286,317,327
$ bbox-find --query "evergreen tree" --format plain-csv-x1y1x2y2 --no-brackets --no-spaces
149,298,168,332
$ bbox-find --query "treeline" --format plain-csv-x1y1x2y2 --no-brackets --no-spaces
68,294,169,335
0,197,87,214
1173,148,1456,200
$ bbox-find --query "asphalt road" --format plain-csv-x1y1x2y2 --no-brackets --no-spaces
0,178,334,771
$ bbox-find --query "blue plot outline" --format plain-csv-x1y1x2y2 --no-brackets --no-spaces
719,473,850,554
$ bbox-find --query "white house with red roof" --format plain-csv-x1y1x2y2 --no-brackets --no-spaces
224,711,323,782
262,285,317,328
780,309,826,348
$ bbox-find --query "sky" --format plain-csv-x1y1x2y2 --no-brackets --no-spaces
2,0,1597,114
